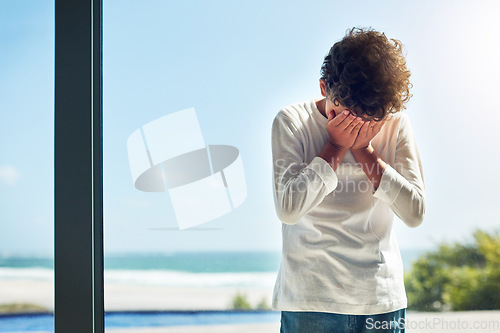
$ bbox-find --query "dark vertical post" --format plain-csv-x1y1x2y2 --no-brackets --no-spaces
92,1,104,332
54,0,103,332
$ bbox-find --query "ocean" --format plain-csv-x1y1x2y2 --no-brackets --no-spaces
104,251,281,288
0,250,428,331
0,249,429,292
0,249,427,280
0,250,428,287
0,252,282,289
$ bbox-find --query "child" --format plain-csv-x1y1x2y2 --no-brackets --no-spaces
271,27,425,332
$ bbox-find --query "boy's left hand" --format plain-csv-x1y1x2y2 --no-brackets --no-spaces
351,118,386,150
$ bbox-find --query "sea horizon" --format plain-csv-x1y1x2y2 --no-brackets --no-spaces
0,248,431,294
0,248,431,274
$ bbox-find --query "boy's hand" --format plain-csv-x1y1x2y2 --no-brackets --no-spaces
326,110,364,149
351,118,387,150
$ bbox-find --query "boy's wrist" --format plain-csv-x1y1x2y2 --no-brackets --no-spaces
319,141,348,171
328,141,349,151
351,143,374,154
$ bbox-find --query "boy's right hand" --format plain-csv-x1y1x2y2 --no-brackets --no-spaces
326,110,364,149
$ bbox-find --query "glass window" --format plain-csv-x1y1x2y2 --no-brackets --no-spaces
103,1,282,330
0,1,54,331
102,1,500,331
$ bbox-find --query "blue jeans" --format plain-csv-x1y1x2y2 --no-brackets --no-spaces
280,309,405,333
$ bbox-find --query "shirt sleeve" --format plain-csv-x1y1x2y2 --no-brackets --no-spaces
373,113,426,227
271,112,338,225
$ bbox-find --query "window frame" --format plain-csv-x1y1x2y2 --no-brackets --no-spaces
54,0,104,332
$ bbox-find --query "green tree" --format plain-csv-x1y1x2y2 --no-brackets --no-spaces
231,292,252,310
256,297,271,310
443,231,500,310
405,229,500,311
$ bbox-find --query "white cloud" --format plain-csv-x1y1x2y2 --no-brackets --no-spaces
0,165,21,185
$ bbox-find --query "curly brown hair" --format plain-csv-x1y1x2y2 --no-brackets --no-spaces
320,27,412,120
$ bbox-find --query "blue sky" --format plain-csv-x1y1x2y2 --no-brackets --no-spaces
1,0,500,255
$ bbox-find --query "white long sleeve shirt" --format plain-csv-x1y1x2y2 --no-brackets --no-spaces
271,99,425,315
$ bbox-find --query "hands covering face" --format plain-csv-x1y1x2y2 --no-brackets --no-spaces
326,110,386,150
